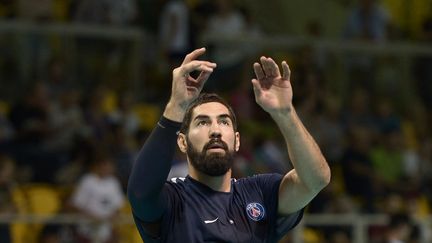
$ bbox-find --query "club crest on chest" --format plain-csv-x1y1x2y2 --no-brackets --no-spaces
246,202,265,221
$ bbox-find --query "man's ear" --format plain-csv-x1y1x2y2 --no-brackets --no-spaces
235,132,240,152
177,133,187,153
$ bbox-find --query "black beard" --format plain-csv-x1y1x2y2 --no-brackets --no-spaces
186,137,235,176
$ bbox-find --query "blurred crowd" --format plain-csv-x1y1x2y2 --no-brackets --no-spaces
1,0,432,242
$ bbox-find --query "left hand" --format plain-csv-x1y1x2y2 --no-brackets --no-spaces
252,56,293,114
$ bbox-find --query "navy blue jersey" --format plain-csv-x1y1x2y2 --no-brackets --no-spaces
133,174,303,242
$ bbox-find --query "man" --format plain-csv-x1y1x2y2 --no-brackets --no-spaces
127,48,331,242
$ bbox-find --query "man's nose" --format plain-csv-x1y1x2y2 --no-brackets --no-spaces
210,131,222,139
209,123,222,138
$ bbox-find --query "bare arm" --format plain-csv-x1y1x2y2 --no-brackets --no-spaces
251,57,330,215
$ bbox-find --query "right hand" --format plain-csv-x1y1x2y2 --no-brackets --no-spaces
164,48,216,121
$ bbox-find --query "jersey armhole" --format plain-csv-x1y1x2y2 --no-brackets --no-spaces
133,212,164,240
140,219,162,240
275,208,304,239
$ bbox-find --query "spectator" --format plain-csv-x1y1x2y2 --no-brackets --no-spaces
310,95,345,164
374,98,400,135
70,152,125,243
342,87,376,132
46,87,86,153
370,127,405,193
159,0,192,69
344,0,390,42
107,91,140,138
82,85,110,141
203,0,247,91
8,82,51,146
6,82,65,182
343,0,391,89
43,56,70,100
341,125,377,212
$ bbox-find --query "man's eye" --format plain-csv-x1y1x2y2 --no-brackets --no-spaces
198,120,208,126
220,120,230,126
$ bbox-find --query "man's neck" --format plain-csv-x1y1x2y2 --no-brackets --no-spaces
189,169,232,193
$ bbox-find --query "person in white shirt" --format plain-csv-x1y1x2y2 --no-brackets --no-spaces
71,153,125,243
159,0,191,68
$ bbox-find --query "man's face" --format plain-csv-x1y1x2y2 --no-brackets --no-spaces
183,102,240,176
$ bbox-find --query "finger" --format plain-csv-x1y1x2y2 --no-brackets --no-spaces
251,78,262,98
195,70,212,86
260,56,274,77
196,75,210,93
253,62,265,80
186,71,212,93
268,58,281,77
181,61,216,76
182,47,206,65
281,61,291,80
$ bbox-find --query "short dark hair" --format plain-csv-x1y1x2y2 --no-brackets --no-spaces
180,93,237,134
389,213,411,229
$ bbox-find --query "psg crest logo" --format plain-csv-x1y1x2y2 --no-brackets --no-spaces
246,202,265,221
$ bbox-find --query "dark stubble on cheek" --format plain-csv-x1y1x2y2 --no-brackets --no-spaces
186,137,235,176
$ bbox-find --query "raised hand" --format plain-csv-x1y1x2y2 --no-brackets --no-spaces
252,56,293,114
164,48,217,121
